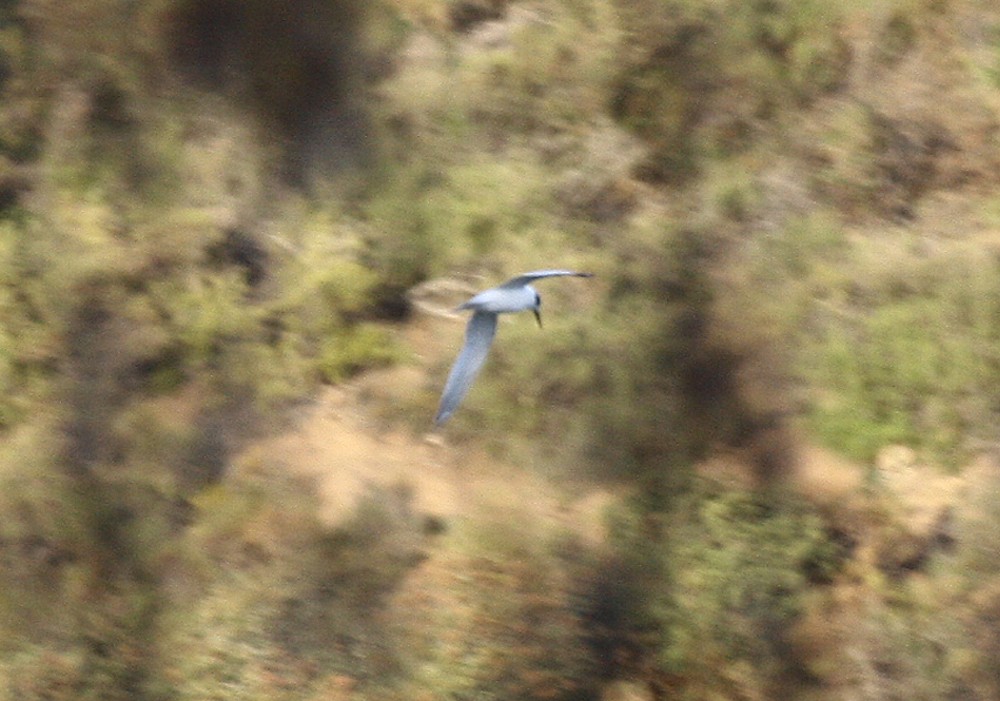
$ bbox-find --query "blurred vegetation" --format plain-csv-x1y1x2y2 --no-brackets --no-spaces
2,0,1000,699
604,483,845,698
393,517,599,700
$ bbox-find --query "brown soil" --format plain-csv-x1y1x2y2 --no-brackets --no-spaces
249,382,614,545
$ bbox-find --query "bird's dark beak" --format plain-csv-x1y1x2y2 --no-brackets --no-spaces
533,308,542,328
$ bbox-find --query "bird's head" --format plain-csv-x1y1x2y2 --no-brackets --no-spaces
532,290,542,328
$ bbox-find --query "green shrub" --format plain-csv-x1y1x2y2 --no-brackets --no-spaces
0,424,83,649
0,646,86,701
612,0,851,180
650,485,842,696
803,248,1000,465
162,480,427,701
724,207,1000,466
318,322,402,383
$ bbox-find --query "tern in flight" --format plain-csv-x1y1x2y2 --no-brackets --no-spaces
435,270,593,425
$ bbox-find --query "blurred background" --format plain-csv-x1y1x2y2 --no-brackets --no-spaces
2,0,1000,699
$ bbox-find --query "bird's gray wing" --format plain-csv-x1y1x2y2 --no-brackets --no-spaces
499,270,593,288
435,311,499,425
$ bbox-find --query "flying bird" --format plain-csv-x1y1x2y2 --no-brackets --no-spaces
435,270,593,425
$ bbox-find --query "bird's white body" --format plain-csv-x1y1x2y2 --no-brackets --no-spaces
435,270,592,425
460,285,538,314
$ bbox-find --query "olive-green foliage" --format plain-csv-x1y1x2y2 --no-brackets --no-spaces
319,322,402,382
0,0,402,423
0,420,174,701
383,0,620,150
0,646,86,701
0,1,404,697
0,424,83,649
937,462,1000,698
727,205,1000,466
462,0,620,132
0,221,52,426
612,0,850,180
616,484,842,697
804,244,1000,465
161,480,426,701
363,155,556,280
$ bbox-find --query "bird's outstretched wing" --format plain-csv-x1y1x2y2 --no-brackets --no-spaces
499,270,592,289
435,311,499,425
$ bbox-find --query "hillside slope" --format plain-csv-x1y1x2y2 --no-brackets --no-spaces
3,0,1000,699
